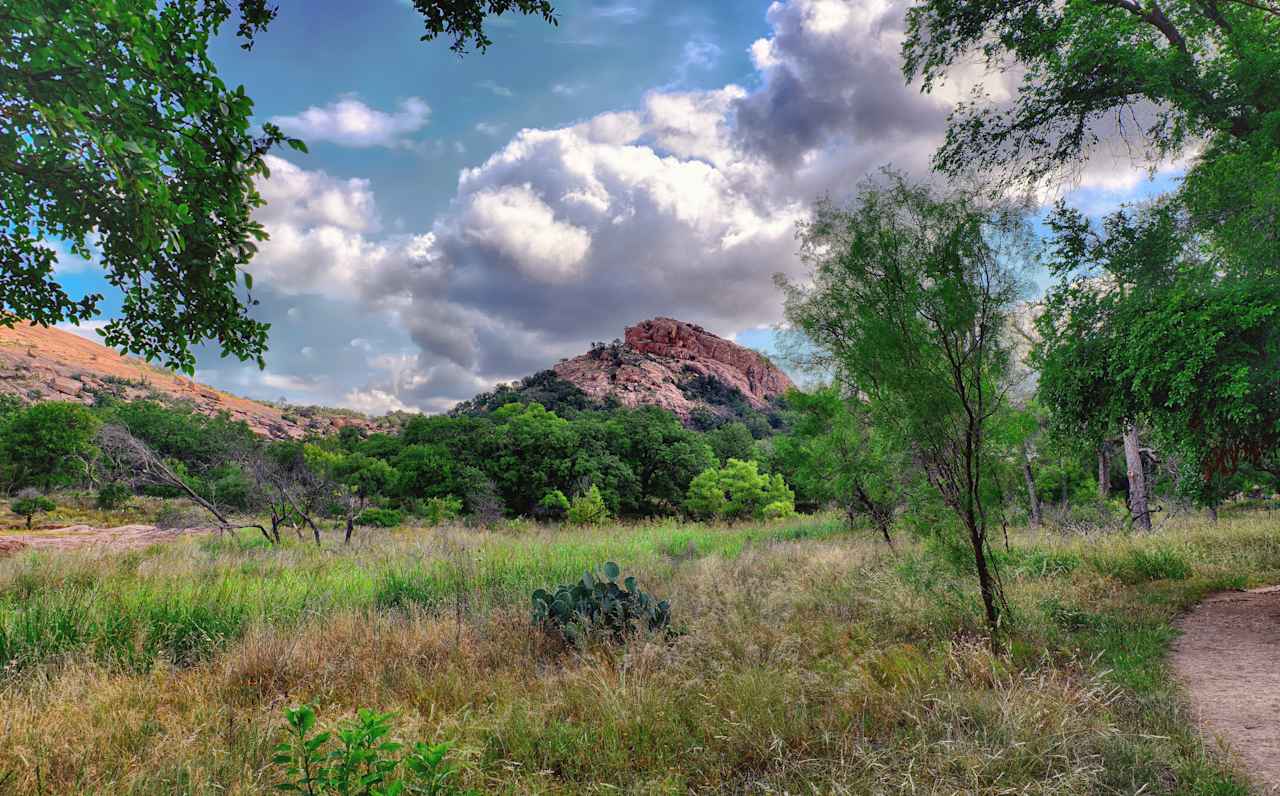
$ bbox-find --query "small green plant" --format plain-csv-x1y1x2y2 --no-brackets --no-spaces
10,489,55,528
531,561,671,644
356,508,403,528
95,482,133,510
537,489,570,520
566,485,609,526
273,704,475,795
420,496,462,526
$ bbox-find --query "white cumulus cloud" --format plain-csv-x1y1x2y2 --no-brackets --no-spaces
270,96,430,148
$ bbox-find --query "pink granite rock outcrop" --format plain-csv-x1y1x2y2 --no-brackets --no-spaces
553,318,792,419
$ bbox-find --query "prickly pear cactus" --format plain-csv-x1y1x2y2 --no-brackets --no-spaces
530,561,670,643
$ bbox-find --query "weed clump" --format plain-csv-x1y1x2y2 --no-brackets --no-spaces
1092,545,1193,583
273,704,474,795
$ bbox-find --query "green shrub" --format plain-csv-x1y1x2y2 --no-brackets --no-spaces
537,489,570,519
95,482,133,510
273,704,475,795
566,485,610,526
683,468,727,519
531,561,671,644
197,463,255,510
762,500,795,520
356,507,403,528
683,459,796,521
0,402,99,488
414,496,462,526
10,490,56,528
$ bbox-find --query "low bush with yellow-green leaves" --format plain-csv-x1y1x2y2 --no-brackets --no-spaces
684,458,795,521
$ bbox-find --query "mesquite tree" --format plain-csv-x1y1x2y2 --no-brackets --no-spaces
96,424,245,533
780,172,1032,646
243,442,326,546
772,386,904,548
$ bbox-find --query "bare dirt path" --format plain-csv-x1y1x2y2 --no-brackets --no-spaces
0,524,217,556
1172,586,1280,794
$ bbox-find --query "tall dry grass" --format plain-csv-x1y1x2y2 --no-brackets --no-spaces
0,511,1276,793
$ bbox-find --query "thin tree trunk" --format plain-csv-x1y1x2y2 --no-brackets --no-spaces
853,487,896,551
1060,458,1069,507
1021,442,1042,527
1123,424,1151,531
1098,443,1111,500
967,515,1001,652
875,516,895,550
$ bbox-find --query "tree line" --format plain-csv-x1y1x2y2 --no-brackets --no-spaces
0,390,804,535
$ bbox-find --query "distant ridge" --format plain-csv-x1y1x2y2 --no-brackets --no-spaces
0,322,377,439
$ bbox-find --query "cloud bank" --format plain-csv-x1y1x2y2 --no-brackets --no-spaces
229,0,1168,415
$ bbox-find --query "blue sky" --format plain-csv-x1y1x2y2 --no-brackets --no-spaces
57,0,1177,413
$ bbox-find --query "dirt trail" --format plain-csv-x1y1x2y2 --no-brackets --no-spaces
0,524,217,555
1172,586,1280,794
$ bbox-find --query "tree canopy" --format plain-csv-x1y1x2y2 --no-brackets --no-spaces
781,172,1033,641
902,0,1280,186
1,0,557,371
1034,201,1280,504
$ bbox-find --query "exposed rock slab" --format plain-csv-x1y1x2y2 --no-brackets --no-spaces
553,317,793,419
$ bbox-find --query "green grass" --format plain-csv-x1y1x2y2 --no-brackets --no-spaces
0,516,846,672
0,511,1277,794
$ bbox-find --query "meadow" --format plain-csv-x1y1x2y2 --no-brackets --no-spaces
2,510,1278,794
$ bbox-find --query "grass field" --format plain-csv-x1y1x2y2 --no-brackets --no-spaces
1,510,1278,793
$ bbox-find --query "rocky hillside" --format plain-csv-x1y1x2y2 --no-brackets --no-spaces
549,318,793,422
0,322,376,439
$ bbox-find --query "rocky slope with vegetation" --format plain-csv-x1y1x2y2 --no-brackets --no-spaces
553,318,793,420
0,323,378,439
